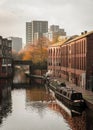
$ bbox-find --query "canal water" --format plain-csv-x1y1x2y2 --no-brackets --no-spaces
0,71,93,130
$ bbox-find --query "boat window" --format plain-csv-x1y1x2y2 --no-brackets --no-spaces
60,90,63,93
63,91,67,96
60,82,66,87
71,93,83,100
67,93,70,98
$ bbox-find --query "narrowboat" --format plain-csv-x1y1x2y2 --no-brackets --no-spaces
55,86,86,112
48,80,66,92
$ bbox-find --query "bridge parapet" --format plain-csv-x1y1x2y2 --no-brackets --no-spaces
13,60,32,65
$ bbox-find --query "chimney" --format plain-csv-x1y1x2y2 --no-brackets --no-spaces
84,31,87,34
81,32,84,35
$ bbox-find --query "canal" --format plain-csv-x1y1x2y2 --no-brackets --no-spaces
0,70,93,130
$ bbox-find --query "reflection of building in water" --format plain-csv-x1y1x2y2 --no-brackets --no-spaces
26,86,93,130
26,87,54,117
26,87,54,102
86,109,93,130
13,69,28,84
0,80,12,125
48,102,86,130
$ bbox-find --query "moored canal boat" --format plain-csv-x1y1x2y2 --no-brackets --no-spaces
55,86,86,112
45,78,86,113
46,78,66,92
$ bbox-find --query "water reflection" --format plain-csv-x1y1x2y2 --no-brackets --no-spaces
0,77,93,130
48,102,86,130
86,109,93,130
26,85,54,102
26,85,55,114
13,69,29,83
25,86,71,130
25,85,93,130
0,80,12,125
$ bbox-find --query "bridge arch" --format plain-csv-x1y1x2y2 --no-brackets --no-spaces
12,60,32,76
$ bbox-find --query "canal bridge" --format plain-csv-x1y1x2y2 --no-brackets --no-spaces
13,60,32,74
13,60,32,66
13,60,47,78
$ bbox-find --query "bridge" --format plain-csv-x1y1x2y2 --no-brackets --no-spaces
12,60,47,78
12,60,32,75
13,60,32,65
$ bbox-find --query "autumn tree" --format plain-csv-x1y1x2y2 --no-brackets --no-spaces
18,37,48,69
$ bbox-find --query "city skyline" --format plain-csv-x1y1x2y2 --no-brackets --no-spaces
0,0,93,44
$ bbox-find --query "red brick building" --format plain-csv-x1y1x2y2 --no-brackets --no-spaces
48,42,62,78
48,31,93,91
0,36,12,78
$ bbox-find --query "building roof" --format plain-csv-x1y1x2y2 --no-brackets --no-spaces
48,37,69,47
49,42,64,47
66,30,93,44
48,30,93,48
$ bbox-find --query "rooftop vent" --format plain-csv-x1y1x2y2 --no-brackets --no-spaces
84,31,87,34
81,32,84,35
81,31,87,35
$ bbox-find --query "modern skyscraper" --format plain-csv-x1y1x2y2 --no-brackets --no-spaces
26,20,48,45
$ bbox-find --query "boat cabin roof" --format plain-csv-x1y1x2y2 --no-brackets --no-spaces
57,86,83,100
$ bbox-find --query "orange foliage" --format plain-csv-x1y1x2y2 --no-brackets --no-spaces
18,39,48,63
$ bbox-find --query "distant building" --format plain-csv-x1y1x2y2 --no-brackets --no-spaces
50,25,66,41
26,20,48,45
26,22,32,45
44,25,66,42
50,25,59,32
0,36,12,78
9,37,22,52
43,31,53,42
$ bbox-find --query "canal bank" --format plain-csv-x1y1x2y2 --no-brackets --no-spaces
49,78,93,110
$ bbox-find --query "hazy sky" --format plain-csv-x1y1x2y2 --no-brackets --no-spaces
0,0,93,44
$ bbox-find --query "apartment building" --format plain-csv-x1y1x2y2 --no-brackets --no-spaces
26,20,48,45
0,36,12,78
48,31,93,91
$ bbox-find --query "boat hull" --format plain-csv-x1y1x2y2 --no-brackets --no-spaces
46,81,86,113
55,90,85,112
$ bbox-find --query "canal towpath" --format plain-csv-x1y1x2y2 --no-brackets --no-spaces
51,78,93,110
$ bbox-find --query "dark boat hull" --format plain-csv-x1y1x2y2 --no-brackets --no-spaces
55,90,85,112
46,81,86,113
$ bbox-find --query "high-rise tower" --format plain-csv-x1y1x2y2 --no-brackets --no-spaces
26,20,48,45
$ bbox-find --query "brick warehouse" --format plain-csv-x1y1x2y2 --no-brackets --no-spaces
48,31,93,91
0,36,12,78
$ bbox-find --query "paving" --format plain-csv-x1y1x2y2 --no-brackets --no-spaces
54,78,93,110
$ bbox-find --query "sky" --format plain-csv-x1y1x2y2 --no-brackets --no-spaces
0,0,93,45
